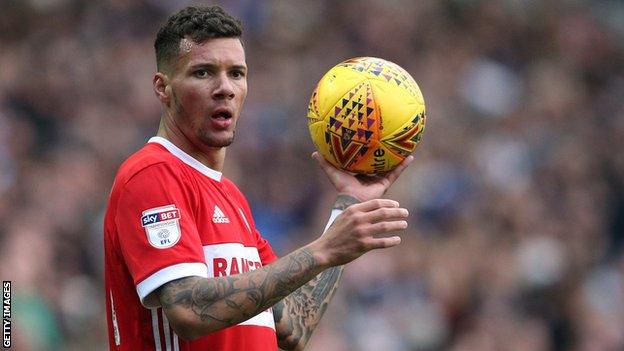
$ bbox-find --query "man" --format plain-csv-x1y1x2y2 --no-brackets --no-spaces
104,5,413,351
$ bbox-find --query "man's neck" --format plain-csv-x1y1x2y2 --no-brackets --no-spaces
156,120,226,172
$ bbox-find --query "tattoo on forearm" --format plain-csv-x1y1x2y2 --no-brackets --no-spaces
158,248,320,334
274,266,344,349
273,195,354,349
333,194,360,210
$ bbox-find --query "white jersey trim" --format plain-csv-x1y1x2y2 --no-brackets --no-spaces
323,209,343,234
173,333,180,351
163,311,172,351
238,308,276,330
150,308,162,351
150,308,180,351
137,262,208,307
148,136,222,182
109,291,121,346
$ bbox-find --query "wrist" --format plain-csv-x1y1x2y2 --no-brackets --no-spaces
333,193,361,210
305,239,332,269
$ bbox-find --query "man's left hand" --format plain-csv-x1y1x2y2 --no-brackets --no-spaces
312,152,414,202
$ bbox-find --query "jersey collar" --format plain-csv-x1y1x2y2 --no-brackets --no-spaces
148,136,222,182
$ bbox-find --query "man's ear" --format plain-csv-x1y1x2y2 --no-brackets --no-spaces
154,72,171,106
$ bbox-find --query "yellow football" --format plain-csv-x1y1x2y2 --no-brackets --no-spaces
307,57,426,174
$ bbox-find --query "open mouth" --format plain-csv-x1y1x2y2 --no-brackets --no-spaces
209,108,234,129
212,109,233,120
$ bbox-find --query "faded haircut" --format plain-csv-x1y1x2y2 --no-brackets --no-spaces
154,5,242,72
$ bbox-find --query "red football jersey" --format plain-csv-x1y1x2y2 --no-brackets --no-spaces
104,137,278,351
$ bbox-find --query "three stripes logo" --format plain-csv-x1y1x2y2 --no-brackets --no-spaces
212,205,230,224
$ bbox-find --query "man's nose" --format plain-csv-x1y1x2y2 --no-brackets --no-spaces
212,73,235,100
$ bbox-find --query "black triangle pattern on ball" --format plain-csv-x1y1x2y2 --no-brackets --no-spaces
339,57,421,98
322,79,379,168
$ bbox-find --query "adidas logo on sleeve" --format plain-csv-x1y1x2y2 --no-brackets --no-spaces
212,205,230,224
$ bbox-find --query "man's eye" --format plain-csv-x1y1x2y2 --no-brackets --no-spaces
231,70,245,78
194,70,208,78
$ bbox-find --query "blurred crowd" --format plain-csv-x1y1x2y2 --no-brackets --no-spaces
1,0,623,350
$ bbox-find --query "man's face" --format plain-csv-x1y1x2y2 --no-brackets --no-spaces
167,37,247,149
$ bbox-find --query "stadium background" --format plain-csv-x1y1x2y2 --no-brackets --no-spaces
1,0,623,350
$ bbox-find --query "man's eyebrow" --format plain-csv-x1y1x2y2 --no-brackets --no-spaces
188,63,247,70
230,64,247,71
188,63,218,70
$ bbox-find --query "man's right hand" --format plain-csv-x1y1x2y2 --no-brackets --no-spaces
307,199,409,268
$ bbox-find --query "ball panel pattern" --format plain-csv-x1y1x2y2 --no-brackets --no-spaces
337,57,424,103
311,67,367,122
381,110,426,159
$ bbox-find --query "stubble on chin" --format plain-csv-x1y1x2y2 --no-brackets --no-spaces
198,130,235,148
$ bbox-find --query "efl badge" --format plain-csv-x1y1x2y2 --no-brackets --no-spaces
140,205,181,249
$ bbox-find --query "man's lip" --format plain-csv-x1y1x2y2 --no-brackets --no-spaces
212,107,233,118
210,117,233,129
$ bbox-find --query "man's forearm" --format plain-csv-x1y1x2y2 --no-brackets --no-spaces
274,194,360,350
273,265,344,350
158,246,328,340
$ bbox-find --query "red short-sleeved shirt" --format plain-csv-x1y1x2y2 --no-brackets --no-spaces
104,137,278,351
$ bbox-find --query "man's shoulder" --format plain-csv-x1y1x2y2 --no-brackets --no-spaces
219,176,253,210
219,176,238,190
220,176,245,196
115,142,182,186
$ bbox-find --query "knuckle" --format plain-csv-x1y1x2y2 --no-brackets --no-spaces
353,225,365,236
352,212,365,224
380,222,391,232
367,199,380,208
345,206,357,216
373,240,386,249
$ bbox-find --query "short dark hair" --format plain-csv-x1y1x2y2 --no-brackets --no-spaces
154,5,243,72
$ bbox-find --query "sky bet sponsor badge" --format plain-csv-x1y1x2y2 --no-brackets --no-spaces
141,205,181,249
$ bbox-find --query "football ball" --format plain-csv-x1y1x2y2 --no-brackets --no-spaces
307,57,426,174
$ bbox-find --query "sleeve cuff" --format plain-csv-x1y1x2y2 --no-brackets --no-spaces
323,209,343,234
136,262,208,307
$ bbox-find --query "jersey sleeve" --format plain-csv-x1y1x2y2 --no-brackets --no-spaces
255,230,277,265
115,163,208,307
